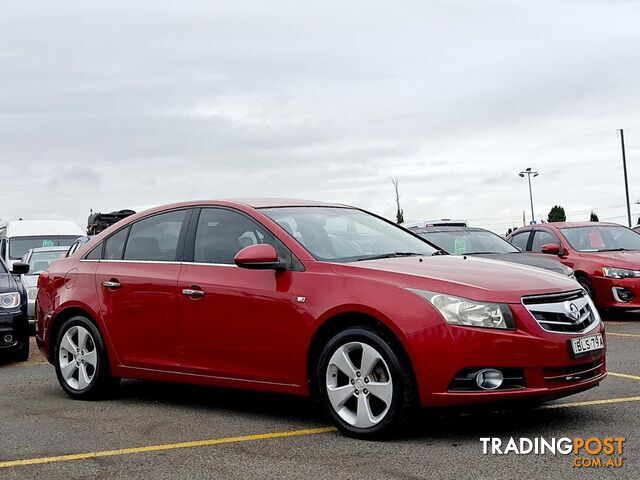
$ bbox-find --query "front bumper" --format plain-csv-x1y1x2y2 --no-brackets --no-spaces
407,304,606,408
0,309,29,353
591,276,640,309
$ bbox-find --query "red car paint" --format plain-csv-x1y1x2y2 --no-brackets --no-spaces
37,200,606,408
507,222,640,310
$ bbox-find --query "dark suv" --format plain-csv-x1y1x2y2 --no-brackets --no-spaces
0,260,30,362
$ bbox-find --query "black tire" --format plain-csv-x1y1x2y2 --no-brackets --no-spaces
10,335,30,362
577,276,595,299
317,326,418,440
54,315,119,400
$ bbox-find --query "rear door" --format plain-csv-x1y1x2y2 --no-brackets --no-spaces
95,209,190,370
177,207,296,383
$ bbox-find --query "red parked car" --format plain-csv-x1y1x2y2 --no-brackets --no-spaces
37,200,606,438
507,222,640,311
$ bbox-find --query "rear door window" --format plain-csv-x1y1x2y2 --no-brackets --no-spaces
123,210,187,262
104,228,129,260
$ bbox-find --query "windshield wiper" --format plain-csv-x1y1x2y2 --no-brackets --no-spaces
596,248,632,252
355,252,429,261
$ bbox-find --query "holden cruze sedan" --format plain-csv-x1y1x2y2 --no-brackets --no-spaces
507,222,640,311
37,200,606,439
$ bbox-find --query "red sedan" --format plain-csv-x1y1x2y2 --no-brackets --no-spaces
37,200,606,439
507,222,640,311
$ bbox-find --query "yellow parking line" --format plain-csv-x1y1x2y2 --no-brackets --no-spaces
0,426,336,469
608,372,640,381
607,332,640,338
540,396,640,409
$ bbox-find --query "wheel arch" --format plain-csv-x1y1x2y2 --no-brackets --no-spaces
49,305,106,363
306,310,417,400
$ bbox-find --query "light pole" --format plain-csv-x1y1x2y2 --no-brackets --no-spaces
618,129,632,227
519,167,538,224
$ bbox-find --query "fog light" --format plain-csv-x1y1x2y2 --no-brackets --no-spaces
475,369,504,390
612,287,635,303
3,334,13,343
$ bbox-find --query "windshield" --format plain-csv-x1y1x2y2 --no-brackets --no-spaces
560,225,640,252
9,236,79,260
416,229,519,254
261,207,436,262
28,250,65,274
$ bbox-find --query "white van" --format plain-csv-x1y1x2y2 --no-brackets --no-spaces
0,220,84,269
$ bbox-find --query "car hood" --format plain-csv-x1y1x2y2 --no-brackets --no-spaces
331,255,580,303
21,274,39,288
578,250,640,268
469,252,569,275
0,273,19,292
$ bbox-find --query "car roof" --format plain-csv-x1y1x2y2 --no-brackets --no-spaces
519,222,622,230
412,226,487,234
1,220,84,237
29,246,70,253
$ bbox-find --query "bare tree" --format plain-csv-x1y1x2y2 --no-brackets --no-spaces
391,177,404,224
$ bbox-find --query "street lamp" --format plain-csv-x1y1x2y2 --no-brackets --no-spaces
519,167,539,224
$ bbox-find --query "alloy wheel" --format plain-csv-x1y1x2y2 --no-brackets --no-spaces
58,325,98,390
325,341,393,428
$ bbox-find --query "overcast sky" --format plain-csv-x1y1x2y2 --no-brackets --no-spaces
1,0,639,232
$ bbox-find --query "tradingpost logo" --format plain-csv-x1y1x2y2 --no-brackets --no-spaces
480,436,625,468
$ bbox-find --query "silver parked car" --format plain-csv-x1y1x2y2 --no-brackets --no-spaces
20,246,69,323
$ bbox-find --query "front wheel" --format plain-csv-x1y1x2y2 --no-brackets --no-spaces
317,327,417,439
54,316,119,399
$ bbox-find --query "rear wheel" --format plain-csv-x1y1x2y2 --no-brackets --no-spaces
54,316,119,399
317,327,417,439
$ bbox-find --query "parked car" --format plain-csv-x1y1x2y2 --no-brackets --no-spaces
633,225,640,234
37,200,605,439
403,218,468,228
65,236,93,258
0,220,84,270
507,222,640,310
0,259,30,361
87,210,135,235
413,226,574,277
21,246,70,323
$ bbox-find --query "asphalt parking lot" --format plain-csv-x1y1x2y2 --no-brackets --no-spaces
1,317,638,480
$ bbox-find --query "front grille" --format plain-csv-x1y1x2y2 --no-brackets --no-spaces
522,290,598,334
543,359,605,387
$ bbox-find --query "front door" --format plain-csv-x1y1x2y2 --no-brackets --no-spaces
177,207,295,384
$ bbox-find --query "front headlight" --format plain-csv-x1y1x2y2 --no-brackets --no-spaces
27,287,38,301
602,267,640,279
0,292,21,309
409,289,515,330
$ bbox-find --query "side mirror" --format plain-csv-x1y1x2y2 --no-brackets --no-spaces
234,244,281,270
541,243,560,255
11,262,30,275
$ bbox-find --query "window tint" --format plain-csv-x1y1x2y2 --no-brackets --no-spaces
510,232,530,251
104,228,129,260
530,230,559,252
193,208,277,264
85,243,102,260
124,210,187,261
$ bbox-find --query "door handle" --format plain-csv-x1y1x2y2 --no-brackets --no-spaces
102,280,121,289
182,288,205,298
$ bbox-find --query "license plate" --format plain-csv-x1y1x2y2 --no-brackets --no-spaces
570,333,604,356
